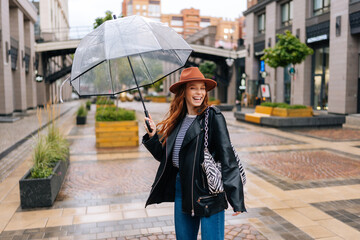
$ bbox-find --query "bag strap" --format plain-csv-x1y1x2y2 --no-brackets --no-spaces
204,107,210,150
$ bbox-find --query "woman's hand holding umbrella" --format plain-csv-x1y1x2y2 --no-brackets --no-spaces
144,114,156,138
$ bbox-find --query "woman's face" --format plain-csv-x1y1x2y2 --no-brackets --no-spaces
185,81,206,113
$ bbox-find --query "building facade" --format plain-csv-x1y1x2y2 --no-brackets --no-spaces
0,0,38,116
244,0,360,114
33,0,72,107
122,0,161,22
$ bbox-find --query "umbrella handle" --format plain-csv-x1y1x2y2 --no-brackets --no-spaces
59,76,71,103
144,110,153,132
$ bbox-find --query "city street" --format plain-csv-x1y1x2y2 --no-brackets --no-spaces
1,101,360,239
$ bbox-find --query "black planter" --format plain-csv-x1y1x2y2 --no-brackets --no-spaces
19,158,69,209
86,105,91,111
76,116,87,125
235,104,241,112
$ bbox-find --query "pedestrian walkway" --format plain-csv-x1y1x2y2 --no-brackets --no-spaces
0,101,360,239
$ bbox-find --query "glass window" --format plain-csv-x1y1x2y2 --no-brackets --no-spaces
143,5,147,10
171,20,183,26
258,13,265,34
313,0,330,16
136,5,140,10
281,1,293,26
200,22,211,28
224,29,229,33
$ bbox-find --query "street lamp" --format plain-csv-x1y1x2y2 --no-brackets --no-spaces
226,28,235,67
226,57,234,67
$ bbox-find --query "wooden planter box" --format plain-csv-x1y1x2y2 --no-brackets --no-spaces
95,121,139,147
96,104,116,109
272,107,313,117
76,116,87,125
146,97,167,103
209,100,221,105
255,106,273,115
19,157,69,209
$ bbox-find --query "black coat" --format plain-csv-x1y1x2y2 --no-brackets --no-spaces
142,107,246,217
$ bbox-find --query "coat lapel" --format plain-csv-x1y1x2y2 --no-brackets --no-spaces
166,121,182,159
181,116,202,148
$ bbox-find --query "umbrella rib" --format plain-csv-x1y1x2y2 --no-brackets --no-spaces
108,59,115,95
139,53,153,82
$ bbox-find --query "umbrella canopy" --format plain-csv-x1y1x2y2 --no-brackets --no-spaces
70,15,193,96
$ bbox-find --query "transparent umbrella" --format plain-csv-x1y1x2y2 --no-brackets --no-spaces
60,15,193,130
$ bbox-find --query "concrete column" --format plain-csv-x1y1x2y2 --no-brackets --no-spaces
265,2,277,102
292,0,311,106
0,0,13,115
328,0,358,114
10,8,26,112
24,20,36,109
227,64,236,104
245,12,258,98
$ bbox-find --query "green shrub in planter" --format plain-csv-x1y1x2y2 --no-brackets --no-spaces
77,105,87,117
96,107,136,122
31,124,69,179
96,96,114,105
86,100,91,110
260,102,307,109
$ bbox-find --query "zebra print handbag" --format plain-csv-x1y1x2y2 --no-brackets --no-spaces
202,107,246,194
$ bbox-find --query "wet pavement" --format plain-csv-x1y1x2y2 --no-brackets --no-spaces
0,101,360,239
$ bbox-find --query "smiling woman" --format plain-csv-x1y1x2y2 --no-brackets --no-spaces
141,67,246,240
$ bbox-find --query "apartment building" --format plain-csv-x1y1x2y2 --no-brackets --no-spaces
0,0,37,116
122,0,161,21
244,0,360,114
33,0,72,106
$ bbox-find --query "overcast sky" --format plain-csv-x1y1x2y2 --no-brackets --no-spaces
68,0,247,27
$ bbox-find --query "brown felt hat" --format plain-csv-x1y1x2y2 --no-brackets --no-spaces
169,67,217,93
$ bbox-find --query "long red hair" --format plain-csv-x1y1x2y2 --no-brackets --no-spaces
157,84,209,144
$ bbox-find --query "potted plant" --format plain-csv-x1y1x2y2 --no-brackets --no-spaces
19,106,70,209
95,106,139,147
76,105,87,125
86,100,91,111
96,96,115,109
208,96,220,106
255,102,312,117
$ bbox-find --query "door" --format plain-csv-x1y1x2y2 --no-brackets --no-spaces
312,47,329,110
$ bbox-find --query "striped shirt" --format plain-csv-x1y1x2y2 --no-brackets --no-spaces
172,115,196,168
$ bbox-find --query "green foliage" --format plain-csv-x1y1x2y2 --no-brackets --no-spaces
96,96,114,105
77,105,87,117
209,97,217,101
199,61,216,79
86,100,92,108
260,102,307,109
31,125,69,179
261,30,314,68
153,77,165,92
94,10,113,29
95,107,136,121
46,124,69,164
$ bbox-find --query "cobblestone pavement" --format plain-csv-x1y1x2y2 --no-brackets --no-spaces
1,102,360,239
291,127,360,141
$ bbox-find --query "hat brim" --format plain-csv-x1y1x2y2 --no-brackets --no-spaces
169,78,217,94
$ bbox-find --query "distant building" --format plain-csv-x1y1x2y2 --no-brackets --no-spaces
244,0,360,114
0,0,37,116
33,0,72,107
122,0,161,22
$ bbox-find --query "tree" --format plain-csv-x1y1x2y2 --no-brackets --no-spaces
199,61,216,79
93,11,113,29
261,30,313,68
261,30,313,103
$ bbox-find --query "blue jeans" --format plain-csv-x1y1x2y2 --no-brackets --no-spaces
174,173,224,240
